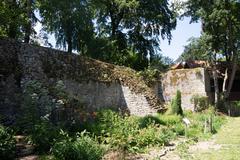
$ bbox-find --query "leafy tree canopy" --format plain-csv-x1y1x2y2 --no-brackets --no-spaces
38,0,94,53
184,0,240,60
180,34,212,61
0,0,37,40
183,0,240,103
93,0,176,59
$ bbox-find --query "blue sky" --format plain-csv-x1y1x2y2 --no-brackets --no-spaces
160,17,201,60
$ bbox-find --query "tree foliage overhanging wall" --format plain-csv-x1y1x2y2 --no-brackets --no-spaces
0,0,176,71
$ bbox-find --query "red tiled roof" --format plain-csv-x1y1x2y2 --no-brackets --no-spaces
171,60,208,70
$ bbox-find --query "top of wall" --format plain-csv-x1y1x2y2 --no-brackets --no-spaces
0,38,164,112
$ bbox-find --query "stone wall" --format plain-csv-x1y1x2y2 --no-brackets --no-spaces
0,38,162,124
162,68,210,110
63,79,155,116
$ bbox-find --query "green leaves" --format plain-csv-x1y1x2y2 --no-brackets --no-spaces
52,131,105,160
184,0,240,58
90,0,176,70
180,34,212,61
38,0,94,53
0,0,37,42
171,90,183,116
0,125,16,160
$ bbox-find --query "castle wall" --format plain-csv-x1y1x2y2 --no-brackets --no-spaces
162,68,209,110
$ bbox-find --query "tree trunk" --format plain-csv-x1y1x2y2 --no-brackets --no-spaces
8,22,18,39
222,68,230,113
225,51,238,99
108,3,124,38
222,68,228,94
67,37,72,54
212,64,220,108
8,0,18,39
223,50,238,116
111,19,117,37
24,0,32,43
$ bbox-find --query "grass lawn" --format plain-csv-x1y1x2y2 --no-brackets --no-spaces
186,117,240,160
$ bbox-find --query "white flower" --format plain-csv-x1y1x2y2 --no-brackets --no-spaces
57,99,64,105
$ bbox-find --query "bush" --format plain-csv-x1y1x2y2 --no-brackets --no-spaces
171,90,183,115
183,109,226,139
0,125,16,160
52,131,104,160
157,114,185,136
138,115,166,128
79,109,226,154
157,114,182,125
30,120,61,153
86,110,173,153
137,69,161,87
232,101,240,108
191,94,209,112
94,111,140,152
136,124,173,148
19,80,55,133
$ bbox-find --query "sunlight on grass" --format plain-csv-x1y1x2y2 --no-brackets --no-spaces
189,117,240,160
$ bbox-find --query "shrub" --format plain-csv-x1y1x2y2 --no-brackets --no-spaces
183,109,226,139
171,90,183,115
136,124,173,149
85,109,123,136
0,125,16,160
19,80,55,133
87,110,173,153
138,115,165,128
52,131,104,160
137,69,161,87
233,101,240,108
98,112,140,152
191,94,209,112
157,114,182,125
171,123,185,136
156,114,185,136
30,120,61,153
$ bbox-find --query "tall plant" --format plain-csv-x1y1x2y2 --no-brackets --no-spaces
171,90,183,116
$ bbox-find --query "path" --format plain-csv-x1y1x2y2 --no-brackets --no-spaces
15,135,38,160
186,117,240,160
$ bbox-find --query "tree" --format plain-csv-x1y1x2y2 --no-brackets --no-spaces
0,0,37,43
0,0,23,39
23,0,38,43
171,90,183,115
38,0,94,53
150,54,174,71
91,0,176,69
180,35,211,61
184,0,240,108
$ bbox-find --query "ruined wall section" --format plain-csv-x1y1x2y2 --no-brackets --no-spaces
162,68,208,110
0,38,162,120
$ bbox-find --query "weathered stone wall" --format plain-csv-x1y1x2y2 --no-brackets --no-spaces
63,80,155,116
0,38,161,124
0,40,22,125
162,68,209,110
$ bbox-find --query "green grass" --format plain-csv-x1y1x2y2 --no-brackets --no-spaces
183,117,240,160
18,109,227,159
83,109,225,154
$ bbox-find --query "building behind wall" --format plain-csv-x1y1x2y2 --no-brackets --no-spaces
162,67,211,110
162,61,240,111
